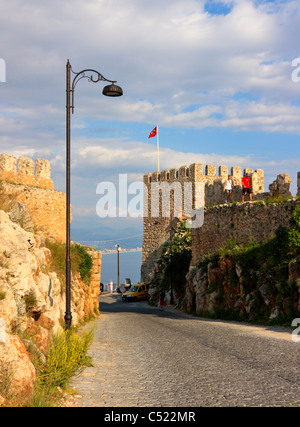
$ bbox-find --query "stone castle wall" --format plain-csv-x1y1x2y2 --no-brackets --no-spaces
0,154,103,400
0,153,65,242
143,163,264,208
191,199,299,266
0,153,54,190
141,163,265,283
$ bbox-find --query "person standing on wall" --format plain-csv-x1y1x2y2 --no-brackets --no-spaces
223,174,233,203
242,173,252,202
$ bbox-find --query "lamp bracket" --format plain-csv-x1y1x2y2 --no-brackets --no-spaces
70,66,117,113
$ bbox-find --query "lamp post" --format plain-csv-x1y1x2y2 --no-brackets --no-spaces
65,60,123,330
169,226,175,305
115,244,120,292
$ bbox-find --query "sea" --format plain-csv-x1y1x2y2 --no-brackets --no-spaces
100,251,142,287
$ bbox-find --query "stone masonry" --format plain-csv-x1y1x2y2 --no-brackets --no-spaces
0,154,54,190
191,199,299,265
0,153,64,241
141,163,264,283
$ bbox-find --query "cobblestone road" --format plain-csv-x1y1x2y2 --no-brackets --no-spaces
69,293,300,407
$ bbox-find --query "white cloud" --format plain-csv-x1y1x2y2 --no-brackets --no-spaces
0,0,299,228
0,0,299,138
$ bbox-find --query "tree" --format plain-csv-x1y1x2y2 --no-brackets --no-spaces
157,221,192,295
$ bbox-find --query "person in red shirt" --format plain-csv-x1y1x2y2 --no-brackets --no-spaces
242,174,252,202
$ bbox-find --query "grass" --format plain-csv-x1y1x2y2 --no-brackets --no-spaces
45,239,93,288
26,327,95,407
38,328,94,389
0,327,95,407
193,206,300,325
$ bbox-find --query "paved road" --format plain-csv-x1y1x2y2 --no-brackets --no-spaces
69,293,300,407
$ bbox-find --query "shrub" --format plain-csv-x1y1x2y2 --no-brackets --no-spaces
45,240,93,286
73,244,93,283
39,328,94,389
157,222,192,294
288,206,300,256
24,291,37,312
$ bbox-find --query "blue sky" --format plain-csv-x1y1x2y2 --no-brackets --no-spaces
0,0,299,248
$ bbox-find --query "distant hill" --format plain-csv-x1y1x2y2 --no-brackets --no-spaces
71,218,143,250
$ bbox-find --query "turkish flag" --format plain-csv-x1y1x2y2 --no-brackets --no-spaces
148,127,157,138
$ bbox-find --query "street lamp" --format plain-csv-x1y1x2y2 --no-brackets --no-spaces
115,244,120,292
65,60,123,330
169,226,175,305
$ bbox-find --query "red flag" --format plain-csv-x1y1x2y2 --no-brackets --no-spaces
148,127,157,138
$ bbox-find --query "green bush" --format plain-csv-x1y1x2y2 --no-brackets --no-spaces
73,244,93,283
45,240,93,286
288,206,300,256
39,328,94,389
157,222,192,294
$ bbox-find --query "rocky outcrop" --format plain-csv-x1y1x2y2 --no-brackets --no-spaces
0,335,36,398
0,210,101,401
0,180,66,242
269,173,292,198
185,253,300,322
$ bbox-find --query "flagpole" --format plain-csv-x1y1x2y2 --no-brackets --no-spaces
156,125,159,172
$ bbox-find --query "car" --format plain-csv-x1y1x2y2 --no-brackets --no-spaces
122,283,149,302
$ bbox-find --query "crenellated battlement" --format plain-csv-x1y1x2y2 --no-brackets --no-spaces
141,164,299,284
141,163,265,283
0,153,65,242
143,163,264,207
0,153,54,190
144,163,264,182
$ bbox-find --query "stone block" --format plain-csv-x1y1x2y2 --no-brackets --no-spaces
189,163,203,181
205,165,216,177
179,165,189,178
219,165,228,178
18,157,34,175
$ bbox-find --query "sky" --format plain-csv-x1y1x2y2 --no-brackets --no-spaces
0,0,300,249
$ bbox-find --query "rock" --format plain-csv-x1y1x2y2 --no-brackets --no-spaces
8,201,34,232
269,174,292,198
236,263,242,278
258,282,276,307
0,208,101,402
246,295,259,320
207,262,219,285
269,306,280,320
0,334,36,397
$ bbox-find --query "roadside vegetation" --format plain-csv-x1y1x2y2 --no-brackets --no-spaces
0,238,95,407
1,327,95,407
150,205,300,326
151,221,192,303
27,327,94,407
45,239,93,287
195,205,300,325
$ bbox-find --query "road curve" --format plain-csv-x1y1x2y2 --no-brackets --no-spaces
69,293,300,407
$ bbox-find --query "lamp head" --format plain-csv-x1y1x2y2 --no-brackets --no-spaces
102,83,123,97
